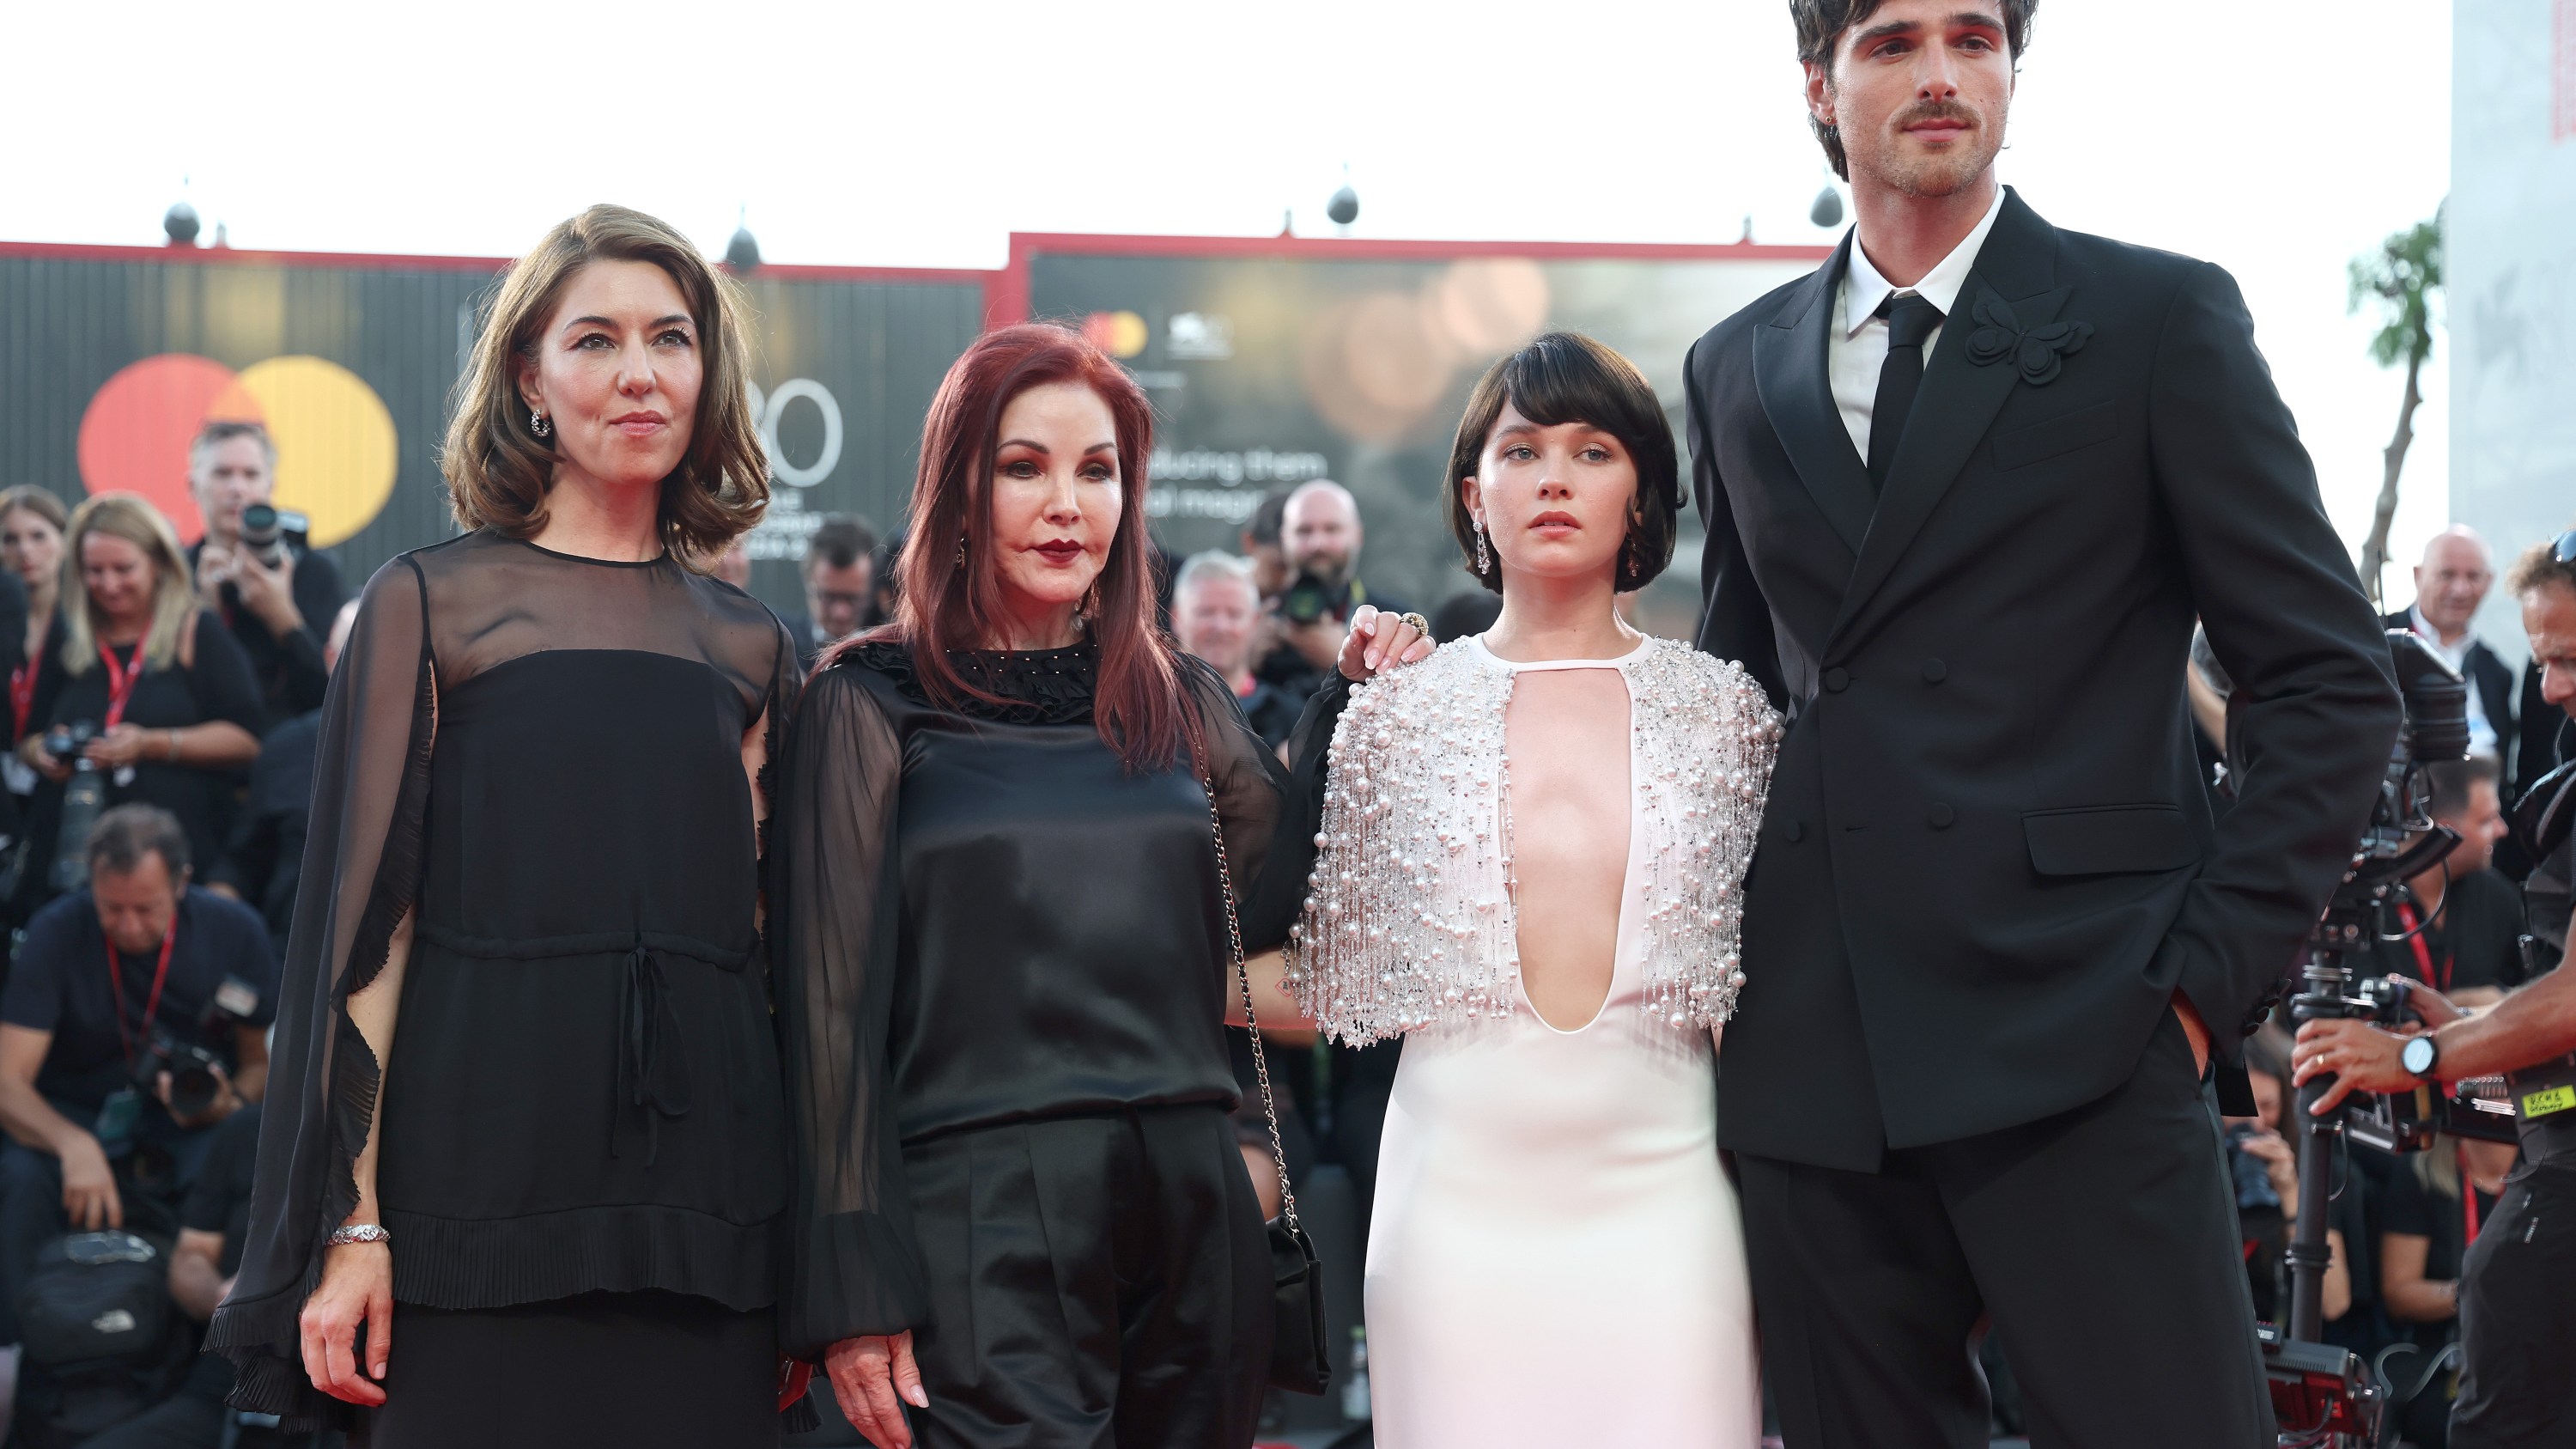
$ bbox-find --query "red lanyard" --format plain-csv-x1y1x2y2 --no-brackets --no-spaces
96,642,143,731
2395,901,2454,993
105,912,178,1068
2462,1144,2484,1244
7,663,33,741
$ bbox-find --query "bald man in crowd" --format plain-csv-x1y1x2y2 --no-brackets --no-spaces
2388,525,2518,775
1256,479,1407,694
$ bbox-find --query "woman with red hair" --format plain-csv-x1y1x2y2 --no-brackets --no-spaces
773,323,1423,1448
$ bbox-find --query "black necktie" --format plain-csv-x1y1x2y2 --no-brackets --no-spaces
1867,292,1944,495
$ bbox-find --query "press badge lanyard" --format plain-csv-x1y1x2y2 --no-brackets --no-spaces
2394,900,2454,994
106,913,177,1068
96,643,143,732
2461,1143,2483,1245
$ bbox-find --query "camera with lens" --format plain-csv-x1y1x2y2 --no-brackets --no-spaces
132,1033,228,1120
45,721,105,893
1275,570,1356,627
234,503,309,569
129,975,262,1121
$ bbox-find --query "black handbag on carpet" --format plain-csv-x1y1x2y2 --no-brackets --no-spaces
1199,758,1331,1397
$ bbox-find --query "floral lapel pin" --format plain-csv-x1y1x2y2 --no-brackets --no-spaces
1963,294,2093,387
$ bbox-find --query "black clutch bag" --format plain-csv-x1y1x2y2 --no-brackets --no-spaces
1199,757,1332,1397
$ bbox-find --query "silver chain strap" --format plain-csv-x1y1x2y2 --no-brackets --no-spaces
1200,755,1300,1233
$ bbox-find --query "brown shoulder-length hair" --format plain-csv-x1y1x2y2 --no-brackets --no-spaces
835,323,1191,773
441,204,769,566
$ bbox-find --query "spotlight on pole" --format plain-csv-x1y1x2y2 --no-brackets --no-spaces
1809,184,1845,229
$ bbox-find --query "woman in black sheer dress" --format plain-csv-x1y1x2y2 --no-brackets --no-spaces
775,324,1423,1449
209,204,799,1446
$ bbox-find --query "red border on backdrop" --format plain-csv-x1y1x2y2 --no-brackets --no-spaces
987,230,1835,326
0,239,990,289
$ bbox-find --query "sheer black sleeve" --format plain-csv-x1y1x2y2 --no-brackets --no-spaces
773,664,928,1359
206,557,434,1429
1180,658,1302,953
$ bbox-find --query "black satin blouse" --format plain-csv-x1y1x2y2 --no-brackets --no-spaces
772,640,1303,1358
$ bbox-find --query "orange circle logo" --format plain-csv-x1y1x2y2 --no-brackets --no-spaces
76,354,398,546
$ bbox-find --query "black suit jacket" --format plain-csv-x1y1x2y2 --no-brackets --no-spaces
1690,190,2400,1170
2383,609,2516,781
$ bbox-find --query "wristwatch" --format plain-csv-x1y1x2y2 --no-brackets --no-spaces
2401,1032,2440,1081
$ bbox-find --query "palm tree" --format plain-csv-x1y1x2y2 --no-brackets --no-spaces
2350,210,2443,607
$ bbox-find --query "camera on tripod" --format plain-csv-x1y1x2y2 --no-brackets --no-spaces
2262,629,2473,1443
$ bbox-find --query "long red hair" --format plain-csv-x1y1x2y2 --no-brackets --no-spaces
835,323,1192,772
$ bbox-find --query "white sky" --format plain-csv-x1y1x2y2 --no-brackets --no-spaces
6,1,2456,597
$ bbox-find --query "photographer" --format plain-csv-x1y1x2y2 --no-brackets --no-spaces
1254,480,1407,702
0,805,276,1365
183,422,347,728
775,514,878,673
2367,753,2529,1003
2296,533,2576,1448
13,496,264,923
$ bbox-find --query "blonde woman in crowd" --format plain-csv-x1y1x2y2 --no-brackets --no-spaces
11,494,261,916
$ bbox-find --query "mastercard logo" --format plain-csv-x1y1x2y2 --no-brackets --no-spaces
76,354,398,547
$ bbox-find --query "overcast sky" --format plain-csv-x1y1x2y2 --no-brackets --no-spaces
6,1,2457,596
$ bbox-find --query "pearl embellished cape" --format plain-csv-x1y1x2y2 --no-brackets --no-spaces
1286,636,1782,1044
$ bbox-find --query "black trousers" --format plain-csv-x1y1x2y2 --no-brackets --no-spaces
2451,1154,2576,1449
901,1105,1271,1449
364,1289,776,1449
1735,1010,2273,1448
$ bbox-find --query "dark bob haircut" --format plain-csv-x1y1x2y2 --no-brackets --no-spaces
1442,332,1680,595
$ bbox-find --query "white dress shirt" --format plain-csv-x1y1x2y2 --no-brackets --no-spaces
1830,187,2009,466
2406,604,2500,756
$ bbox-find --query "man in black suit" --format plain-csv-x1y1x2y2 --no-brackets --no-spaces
1688,4,2401,1443
2388,525,2517,779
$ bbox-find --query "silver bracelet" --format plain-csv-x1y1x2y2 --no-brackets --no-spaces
326,1224,390,1247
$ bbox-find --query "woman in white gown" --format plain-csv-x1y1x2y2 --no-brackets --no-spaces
1285,332,1779,1448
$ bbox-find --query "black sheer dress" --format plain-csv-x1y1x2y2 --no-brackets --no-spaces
775,639,1305,1449
209,532,799,1446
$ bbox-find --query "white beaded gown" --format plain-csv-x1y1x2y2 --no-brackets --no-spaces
1288,635,1780,1449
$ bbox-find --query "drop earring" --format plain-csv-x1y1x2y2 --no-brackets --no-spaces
955,533,969,567
531,408,550,438
1473,521,1491,576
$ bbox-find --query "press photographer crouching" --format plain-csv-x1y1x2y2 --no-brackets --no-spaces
2295,533,2576,1448
0,805,277,1434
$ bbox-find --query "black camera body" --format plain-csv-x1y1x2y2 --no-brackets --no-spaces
132,1032,228,1120
234,503,309,569
130,975,262,1121
1275,570,1356,627
46,720,106,893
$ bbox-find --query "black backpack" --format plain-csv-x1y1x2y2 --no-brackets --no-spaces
12,1230,191,1448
